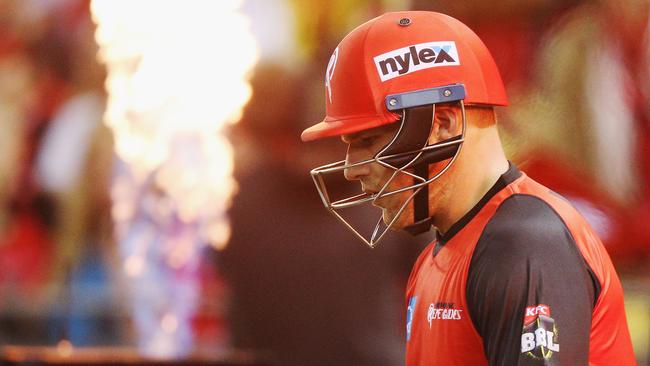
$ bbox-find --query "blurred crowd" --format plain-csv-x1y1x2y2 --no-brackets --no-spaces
0,0,648,365
0,0,118,345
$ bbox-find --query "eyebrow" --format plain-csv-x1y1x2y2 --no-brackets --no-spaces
340,123,399,144
341,131,371,144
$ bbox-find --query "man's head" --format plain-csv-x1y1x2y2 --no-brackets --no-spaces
302,11,507,247
341,105,497,230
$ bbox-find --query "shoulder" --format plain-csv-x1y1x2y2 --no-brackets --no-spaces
466,193,600,307
466,194,600,366
466,193,598,302
473,193,581,263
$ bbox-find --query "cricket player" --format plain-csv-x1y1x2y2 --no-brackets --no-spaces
301,11,636,365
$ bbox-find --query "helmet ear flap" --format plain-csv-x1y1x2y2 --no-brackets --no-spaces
376,105,435,236
376,101,464,236
378,104,461,168
378,105,433,169
375,105,435,168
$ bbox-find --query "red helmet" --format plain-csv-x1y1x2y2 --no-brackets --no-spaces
303,11,508,247
301,11,507,142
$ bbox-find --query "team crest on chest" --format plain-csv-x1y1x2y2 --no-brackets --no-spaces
406,296,418,341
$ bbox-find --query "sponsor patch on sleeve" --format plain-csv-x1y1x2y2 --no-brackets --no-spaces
521,304,560,360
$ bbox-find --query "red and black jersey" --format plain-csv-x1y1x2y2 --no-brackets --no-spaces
405,163,635,365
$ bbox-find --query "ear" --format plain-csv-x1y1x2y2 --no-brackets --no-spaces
428,107,460,144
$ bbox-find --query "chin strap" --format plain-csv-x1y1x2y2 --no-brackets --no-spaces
405,163,433,234
377,105,434,234
405,134,462,235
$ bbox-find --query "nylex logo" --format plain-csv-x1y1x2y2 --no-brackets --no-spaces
373,41,460,81
427,302,462,328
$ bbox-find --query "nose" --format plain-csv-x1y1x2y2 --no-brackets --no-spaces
344,145,371,181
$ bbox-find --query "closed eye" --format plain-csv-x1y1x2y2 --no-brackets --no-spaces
354,136,376,147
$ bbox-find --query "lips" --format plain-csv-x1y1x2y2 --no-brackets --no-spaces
365,190,390,209
359,187,378,203
361,182,391,207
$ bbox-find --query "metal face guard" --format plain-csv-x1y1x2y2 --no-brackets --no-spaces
309,85,467,248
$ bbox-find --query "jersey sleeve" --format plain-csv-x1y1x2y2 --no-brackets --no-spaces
466,194,600,366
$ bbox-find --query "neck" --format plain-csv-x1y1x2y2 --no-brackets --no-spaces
432,125,509,234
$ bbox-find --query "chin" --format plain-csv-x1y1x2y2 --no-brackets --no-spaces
382,209,411,230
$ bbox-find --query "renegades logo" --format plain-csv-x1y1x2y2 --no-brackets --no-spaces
427,302,462,329
373,41,460,81
521,304,560,359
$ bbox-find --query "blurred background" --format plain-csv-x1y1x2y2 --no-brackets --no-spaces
0,0,648,365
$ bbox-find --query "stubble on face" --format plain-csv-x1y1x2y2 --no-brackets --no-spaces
343,124,414,229
377,159,452,231
373,169,415,229
344,123,449,231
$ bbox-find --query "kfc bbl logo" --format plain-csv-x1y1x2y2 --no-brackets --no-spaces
521,304,560,360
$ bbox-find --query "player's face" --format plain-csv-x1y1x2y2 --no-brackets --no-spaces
342,123,415,229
